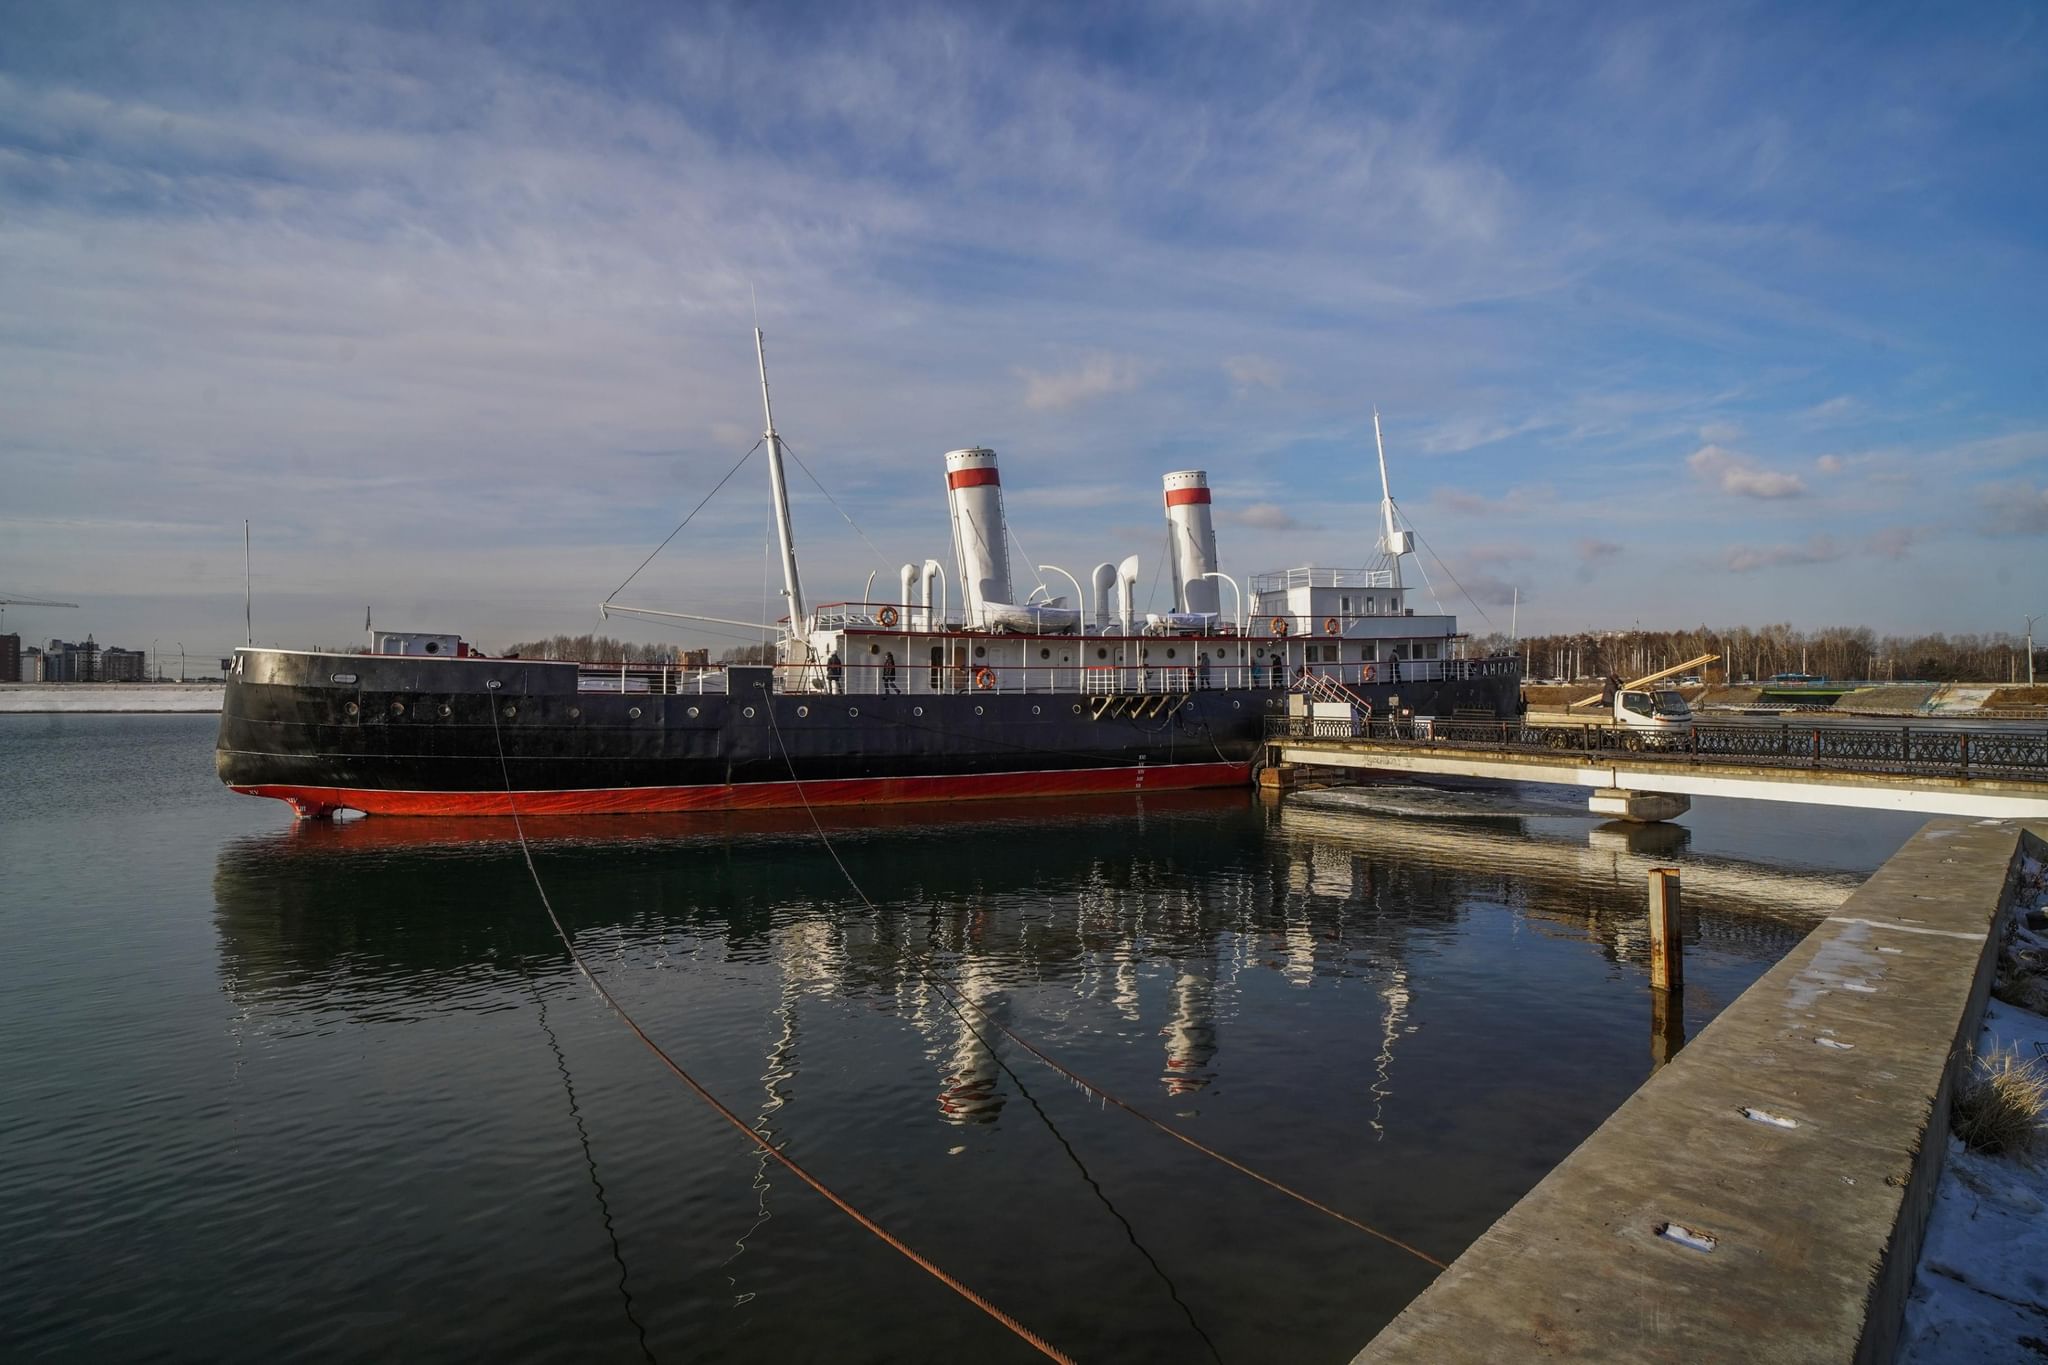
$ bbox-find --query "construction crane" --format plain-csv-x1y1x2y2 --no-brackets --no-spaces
0,595,80,631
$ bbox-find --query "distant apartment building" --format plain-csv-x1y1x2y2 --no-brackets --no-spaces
101,646,147,682
0,632,18,683
41,636,144,682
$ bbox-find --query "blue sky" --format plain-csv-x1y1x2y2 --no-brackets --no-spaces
2,0,2043,660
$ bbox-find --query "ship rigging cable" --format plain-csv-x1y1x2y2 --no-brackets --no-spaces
756,686,1449,1273
485,705,1076,1365
602,440,762,607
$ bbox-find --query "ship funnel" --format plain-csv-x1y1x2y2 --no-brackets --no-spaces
1116,554,1140,635
944,447,1012,627
899,563,918,615
1163,470,1219,616
1090,563,1117,636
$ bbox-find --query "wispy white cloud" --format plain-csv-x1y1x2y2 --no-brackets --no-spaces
1222,354,1283,391
1017,353,1149,412
1687,444,1808,499
1978,480,2048,537
1725,535,1842,572
1227,503,1307,532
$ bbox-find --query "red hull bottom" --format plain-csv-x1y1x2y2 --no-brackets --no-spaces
237,761,1255,819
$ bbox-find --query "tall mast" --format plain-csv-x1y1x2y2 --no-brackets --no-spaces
1372,407,1410,592
755,328,808,633
1373,407,1398,550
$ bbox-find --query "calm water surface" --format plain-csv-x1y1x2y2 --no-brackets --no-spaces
0,715,1927,1363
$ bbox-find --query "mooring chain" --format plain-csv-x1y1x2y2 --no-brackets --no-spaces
755,682,1448,1272
486,702,1077,1365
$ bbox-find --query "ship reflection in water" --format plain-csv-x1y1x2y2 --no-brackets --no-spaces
213,788,1856,1124
206,784,1868,1363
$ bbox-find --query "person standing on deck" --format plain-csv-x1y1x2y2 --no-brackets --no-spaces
826,649,843,694
881,651,899,694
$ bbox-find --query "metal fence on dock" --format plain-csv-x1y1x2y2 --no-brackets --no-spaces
1266,715,2048,781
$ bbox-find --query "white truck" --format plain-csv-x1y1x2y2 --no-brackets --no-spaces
1524,686,1696,751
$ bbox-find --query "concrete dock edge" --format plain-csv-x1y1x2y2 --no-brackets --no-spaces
1353,817,2046,1365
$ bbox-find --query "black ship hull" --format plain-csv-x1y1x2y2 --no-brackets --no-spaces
215,650,1522,817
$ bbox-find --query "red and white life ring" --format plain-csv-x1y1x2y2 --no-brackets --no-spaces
973,666,997,690
877,604,900,628
1323,615,1342,636
1269,616,1291,637
1361,663,1377,683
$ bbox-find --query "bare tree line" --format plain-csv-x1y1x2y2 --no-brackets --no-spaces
501,634,774,665
1476,624,2045,684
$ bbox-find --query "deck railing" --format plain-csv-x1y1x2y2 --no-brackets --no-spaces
1264,715,2048,781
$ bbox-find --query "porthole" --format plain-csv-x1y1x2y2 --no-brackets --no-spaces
743,706,756,719
686,705,700,718
330,672,357,684
1096,647,1108,660
974,645,986,659
344,701,359,716
502,704,516,718
848,707,859,717
389,701,405,716
1031,705,1041,715
1166,648,1176,659
1039,648,1051,660
439,704,452,717
1071,703,1082,714
974,705,985,716
913,706,924,717
797,705,809,718
869,644,880,654
568,706,580,718
1233,700,1242,709
628,706,641,719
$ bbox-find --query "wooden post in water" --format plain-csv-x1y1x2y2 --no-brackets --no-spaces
1648,867,1683,991
1648,867,1685,1066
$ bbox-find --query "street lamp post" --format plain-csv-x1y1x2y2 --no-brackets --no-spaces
2028,615,2041,687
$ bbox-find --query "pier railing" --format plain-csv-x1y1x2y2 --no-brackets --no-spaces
1265,715,2048,781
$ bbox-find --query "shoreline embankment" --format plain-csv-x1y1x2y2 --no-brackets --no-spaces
0,684,224,713
1353,817,2045,1364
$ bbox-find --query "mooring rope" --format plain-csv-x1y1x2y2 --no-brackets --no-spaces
486,703,1077,1365
754,682,1449,1272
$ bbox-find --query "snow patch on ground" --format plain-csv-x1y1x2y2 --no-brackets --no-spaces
1899,854,2048,1363
0,685,223,713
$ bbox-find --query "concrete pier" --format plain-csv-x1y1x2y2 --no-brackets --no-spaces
1354,817,2046,1365
1587,787,1692,823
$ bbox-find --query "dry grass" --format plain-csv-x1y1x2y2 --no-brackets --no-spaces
1953,1046,2048,1157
